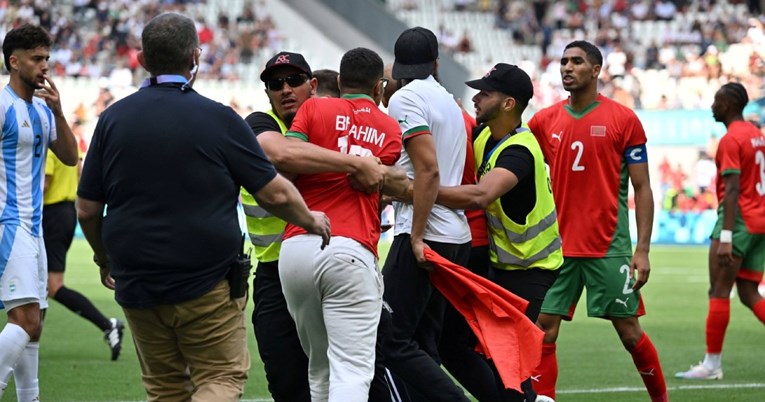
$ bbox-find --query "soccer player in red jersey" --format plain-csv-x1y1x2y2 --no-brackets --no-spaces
529,41,668,402
278,47,403,402
676,83,765,380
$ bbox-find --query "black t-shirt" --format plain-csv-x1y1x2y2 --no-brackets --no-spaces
78,83,277,308
476,125,536,225
245,111,281,136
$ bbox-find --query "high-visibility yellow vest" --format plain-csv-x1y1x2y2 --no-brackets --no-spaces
241,110,288,263
473,126,563,271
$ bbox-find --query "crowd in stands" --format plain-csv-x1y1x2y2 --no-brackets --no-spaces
401,0,765,112
0,0,282,87
657,152,719,212
2,0,764,115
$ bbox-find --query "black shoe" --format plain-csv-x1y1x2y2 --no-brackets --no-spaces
104,318,125,361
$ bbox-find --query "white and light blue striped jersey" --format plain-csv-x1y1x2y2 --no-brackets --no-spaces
0,85,56,237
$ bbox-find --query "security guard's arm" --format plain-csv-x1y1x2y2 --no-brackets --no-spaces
252,173,331,249
257,131,384,192
437,167,518,210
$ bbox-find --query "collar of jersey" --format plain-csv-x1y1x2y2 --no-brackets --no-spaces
140,75,188,88
341,93,374,102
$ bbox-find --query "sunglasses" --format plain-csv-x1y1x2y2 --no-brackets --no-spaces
266,73,309,91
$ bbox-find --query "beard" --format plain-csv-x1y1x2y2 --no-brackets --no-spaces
476,103,500,125
282,111,296,128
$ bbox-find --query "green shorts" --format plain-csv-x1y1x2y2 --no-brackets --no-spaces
711,208,765,280
540,256,645,320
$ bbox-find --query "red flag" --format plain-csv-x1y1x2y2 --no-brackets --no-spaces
425,249,543,393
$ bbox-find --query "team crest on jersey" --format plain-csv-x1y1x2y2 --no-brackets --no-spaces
590,125,606,137
275,54,289,64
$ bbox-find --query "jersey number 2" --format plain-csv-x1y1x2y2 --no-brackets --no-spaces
756,150,765,196
33,133,42,157
571,141,585,171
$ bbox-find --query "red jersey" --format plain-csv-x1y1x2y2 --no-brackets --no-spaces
715,120,765,233
285,95,402,255
529,94,647,257
461,111,489,247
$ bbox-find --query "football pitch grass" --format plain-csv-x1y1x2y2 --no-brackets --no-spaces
1,240,763,401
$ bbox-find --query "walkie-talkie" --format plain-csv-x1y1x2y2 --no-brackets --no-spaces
228,234,252,299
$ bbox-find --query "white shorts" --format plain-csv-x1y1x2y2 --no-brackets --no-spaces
0,225,48,310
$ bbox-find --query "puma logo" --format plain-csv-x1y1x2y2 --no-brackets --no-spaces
530,374,541,382
638,368,655,376
397,115,409,125
615,297,630,309
551,132,562,141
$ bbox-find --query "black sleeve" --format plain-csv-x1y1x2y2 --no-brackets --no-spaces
244,111,281,136
77,117,106,201
495,145,534,182
227,110,278,195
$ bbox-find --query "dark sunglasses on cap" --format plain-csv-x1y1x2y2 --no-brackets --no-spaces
266,73,309,91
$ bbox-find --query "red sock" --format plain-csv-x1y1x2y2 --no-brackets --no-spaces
706,298,730,354
629,333,667,402
532,343,557,400
754,299,765,324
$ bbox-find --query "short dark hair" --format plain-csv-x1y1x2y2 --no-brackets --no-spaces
313,69,340,97
3,24,53,73
565,40,603,66
142,13,198,75
720,82,749,113
339,48,383,93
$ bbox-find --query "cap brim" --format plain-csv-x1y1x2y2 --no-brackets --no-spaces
465,78,496,92
260,64,311,82
392,61,434,80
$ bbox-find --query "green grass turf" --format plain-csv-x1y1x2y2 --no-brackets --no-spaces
1,241,763,401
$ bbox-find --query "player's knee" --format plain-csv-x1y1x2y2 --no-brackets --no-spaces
736,282,763,309
8,309,43,340
536,317,561,343
612,318,643,349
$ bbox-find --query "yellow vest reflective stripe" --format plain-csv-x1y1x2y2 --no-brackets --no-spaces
473,126,563,271
241,109,288,263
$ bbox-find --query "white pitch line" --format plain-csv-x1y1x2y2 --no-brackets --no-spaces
114,383,765,402
557,382,765,394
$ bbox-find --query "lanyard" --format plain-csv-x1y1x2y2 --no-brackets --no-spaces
140,75,188,88
478,126,529,175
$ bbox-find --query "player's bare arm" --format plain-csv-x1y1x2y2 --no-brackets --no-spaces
406,133,439,267
76,197,114,289
39,75,78,166
380,165,410,199
718,173,739,264
628,161,654,291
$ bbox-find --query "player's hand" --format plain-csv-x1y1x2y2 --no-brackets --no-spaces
35,75,65,117
306,211,331,249
630,249,650,291
411,238,432,271
100,266,116,290
716,241,733,266
349,156,385,193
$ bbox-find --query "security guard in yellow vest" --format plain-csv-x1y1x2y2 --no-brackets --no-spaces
243,52,391,402
435,64,561,402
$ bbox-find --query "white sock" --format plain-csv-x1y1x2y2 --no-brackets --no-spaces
703,353,722,370
14,342,40,402
0,323,31,398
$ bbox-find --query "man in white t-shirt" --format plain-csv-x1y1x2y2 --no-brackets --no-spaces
380,26,472,402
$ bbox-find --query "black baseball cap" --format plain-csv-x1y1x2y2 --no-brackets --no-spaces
392,27,438,80
465,63,533,104
260,51,312,82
